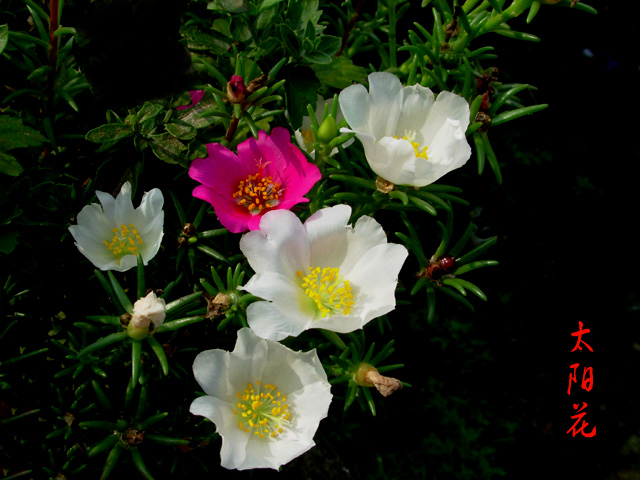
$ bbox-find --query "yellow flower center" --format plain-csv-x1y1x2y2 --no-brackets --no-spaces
395,134,428,160
104,223,143,260
232,173,283,215
297,267,354,318
234,380,290,439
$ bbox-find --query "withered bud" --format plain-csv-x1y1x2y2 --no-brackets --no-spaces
120,313,132,327
176,236,188,249
355,364,403,397
364,369,403,397
226,75,247,104
181,223,197,237
63,412,75,428
246,73,269,94
203,292,231,319
375,176,395,193
123,428,145,445
475,111,492,132
445,18,460,40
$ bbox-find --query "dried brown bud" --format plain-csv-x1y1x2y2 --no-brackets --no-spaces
375,176,395,193
246,73,269,94
181,223,197,237
475,111,492,132
123,428,145,445
120,313,132,327
445,18,460,40
203,292,231,319
363,369,403,397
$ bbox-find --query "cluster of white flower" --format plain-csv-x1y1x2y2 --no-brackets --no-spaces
68,71,471,470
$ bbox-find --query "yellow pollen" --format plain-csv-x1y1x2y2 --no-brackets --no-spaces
297,266,354,318
105,222,143,262
232,172,284,215
395,135,428,160
234,381,291,440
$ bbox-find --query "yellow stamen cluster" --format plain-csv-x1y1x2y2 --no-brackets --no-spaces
103,224,143,260
297,267,354,318
232,173,283,215
395,135,428,160
234,380,290,439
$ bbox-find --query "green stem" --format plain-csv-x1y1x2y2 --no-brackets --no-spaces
479,0,533,33
388,0,397,68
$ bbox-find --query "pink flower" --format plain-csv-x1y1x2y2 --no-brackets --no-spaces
188,127,322,233
176,90,205,110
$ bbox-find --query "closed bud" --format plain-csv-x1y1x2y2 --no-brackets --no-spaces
316,114,338,144
226,75,247,104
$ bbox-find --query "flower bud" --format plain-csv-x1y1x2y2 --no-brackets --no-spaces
226,75,247,104
316,114,338,144
127,292,166,339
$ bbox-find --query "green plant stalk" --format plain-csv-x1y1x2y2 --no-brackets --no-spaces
46,0,59,116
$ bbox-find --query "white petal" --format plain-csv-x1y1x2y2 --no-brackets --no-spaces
261,343,328,395
75,203,113,243
246,300,311,341
286,381,332,437
338,83,371,134
304,204,351,268
310,313,366,334
395,84,435,144
68,226,117,269
339,214,388,276
364,72,404,140
360,134,423,186
240,209,310,278
347,243,408,323
113,182,136,225
420,91,470,146
95,190,116,225
189,395,251,470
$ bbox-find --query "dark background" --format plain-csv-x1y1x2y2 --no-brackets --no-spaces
323,1,640,479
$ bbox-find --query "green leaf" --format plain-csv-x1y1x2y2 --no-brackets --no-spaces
316,34,341,56
284,65,321,129
312,56,368,89
148,133,187,165
0,24,9,55
0,116,47,151
165,121,197,141
0,152,22,177
210,0,251,13
85,124,134,144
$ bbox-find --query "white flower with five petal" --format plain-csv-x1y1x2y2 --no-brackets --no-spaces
239,205,408,341
189,328,332,471
68,182,164,272
338,71,471,187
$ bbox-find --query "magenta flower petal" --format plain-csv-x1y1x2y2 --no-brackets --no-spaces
188,127,321,233
176,89,205,110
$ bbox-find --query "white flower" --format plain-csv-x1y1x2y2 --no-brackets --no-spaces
68,182,164,272
130,292,166,330
239,205,408,341
338,71,471,187
294,95,353,158
189,328,332,471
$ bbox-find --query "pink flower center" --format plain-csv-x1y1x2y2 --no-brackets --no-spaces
232,173,283,215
